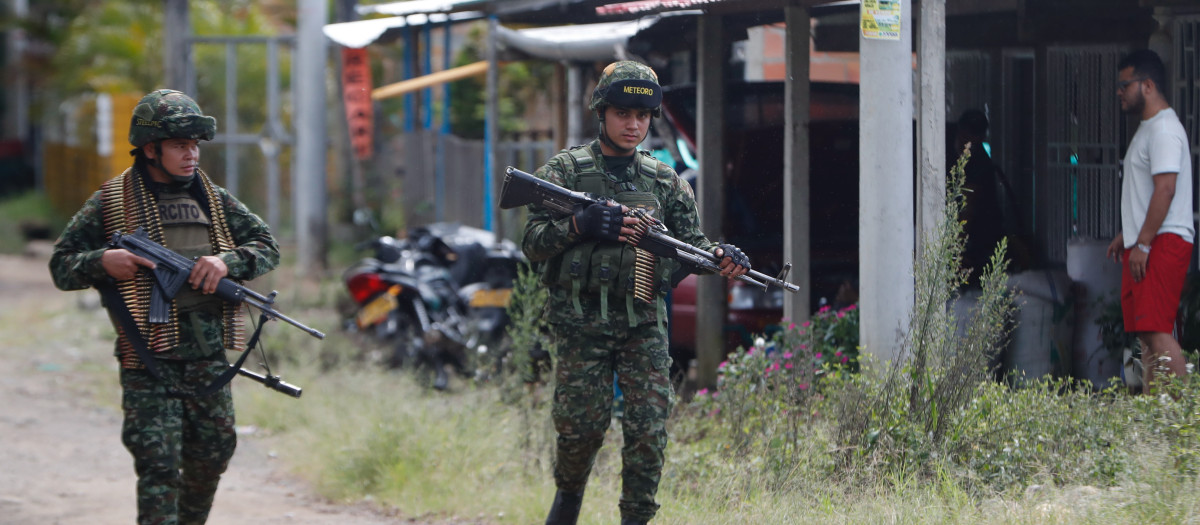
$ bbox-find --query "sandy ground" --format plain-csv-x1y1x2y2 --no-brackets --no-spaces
0,243,416,525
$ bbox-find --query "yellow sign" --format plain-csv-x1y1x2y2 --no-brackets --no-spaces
861,0,901,41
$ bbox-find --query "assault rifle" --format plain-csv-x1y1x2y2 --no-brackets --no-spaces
499,166,800,293
108,227,322,398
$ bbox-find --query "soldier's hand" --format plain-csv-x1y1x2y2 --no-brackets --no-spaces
101,248,156,281
714,243,750,278
572,201,634,242
190,255,228,294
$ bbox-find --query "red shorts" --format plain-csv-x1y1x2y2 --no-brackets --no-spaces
1121,233,1192,334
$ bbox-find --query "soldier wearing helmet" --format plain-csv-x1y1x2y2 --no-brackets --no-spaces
50,89,279,524
523,61,750,525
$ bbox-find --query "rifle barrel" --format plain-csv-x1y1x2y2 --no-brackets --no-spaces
241,295,326,339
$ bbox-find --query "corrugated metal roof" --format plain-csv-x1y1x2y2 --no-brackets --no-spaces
324,11,484,48
594,0,732,15
357,0,488,16
496,15,668,60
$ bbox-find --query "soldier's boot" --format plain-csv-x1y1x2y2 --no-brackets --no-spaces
544,490,584,525
620,520,648,525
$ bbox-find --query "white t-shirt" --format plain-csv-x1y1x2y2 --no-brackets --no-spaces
1121,107,1195,247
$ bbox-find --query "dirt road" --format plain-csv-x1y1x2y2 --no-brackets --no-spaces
0,245,407,524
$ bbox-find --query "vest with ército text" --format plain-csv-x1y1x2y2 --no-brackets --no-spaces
99,168,244,367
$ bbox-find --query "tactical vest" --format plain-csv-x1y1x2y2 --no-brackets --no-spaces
541,145,679,328
100,168,244,368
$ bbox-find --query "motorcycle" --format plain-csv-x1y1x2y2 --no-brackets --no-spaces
410,223,525,381
343,228,475,390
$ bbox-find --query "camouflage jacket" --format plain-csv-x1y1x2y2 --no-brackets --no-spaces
49,169,279,360
523,141,715,321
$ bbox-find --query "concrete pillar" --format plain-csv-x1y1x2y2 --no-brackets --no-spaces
783,5,811,324
294,0,329,274
1148,8,1174,87
695,14,727,389
916,0,946,242
859,0,914,362
163,0,190,90
567,64,584,148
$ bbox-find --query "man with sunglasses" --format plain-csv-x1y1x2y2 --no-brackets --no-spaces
1105,49,1194,394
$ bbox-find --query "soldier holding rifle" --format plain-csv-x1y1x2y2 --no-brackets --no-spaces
521,61,750,525
49,89,280,524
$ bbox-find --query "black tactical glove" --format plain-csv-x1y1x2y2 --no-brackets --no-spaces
571,202,624,241
716,243,751,271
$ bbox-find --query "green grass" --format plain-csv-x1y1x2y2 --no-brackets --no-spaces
32,265,1200,524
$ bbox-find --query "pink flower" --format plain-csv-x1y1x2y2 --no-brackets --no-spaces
788,322,796,331
784,363,793,369
801,321,811,327
799,383,809,390
842,356,849,363
818,305,832,313
836,312,845,318
843,304,858,311
783,352,793,359
815,353,823,359
697,388,709,396
835,350,842,357
747,346,756,355
799,344,808,350
718,361,728,369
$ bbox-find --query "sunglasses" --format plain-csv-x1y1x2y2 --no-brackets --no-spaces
1118,77,1146,91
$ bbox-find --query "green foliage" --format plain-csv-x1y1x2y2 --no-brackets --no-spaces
503,262,552,387
448,22,556,139
46,1,279,97
827,147,1017,480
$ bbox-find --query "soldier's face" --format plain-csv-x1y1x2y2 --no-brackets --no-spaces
601,106,651,153
145,138,200,180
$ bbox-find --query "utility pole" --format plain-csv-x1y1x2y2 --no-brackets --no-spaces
695,14,726,389
163,0,190,90
859,0,914,362
295,0,329,275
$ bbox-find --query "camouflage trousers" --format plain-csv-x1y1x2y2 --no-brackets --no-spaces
547,292,674,523
120,357,237,525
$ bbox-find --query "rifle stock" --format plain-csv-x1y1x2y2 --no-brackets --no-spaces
500,166,800,293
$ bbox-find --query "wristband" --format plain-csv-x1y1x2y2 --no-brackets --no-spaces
1136,243,1151,254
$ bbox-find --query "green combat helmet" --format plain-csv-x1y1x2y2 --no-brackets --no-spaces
128,89,217,148
588,61,662,118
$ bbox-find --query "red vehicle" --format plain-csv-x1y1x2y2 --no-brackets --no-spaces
658,81,860,369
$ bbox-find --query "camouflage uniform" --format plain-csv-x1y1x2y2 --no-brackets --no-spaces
524,134,716,522
49,90,279,525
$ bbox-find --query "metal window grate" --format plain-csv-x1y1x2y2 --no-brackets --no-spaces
1176,16,1200,243
946,51,992,122
1044,46,1128,264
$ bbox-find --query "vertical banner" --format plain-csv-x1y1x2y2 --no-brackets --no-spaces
341,47,374,160
861,0,902,40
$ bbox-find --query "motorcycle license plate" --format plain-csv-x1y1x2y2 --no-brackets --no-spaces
356,293,398,328
470,288,512,308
